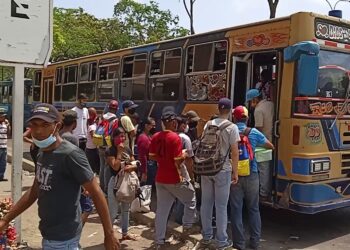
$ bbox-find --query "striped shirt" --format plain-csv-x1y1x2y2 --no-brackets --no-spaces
0,122,8,149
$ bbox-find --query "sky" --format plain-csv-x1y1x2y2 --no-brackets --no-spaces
54,0,350,34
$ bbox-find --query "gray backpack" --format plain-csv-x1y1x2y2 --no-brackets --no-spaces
193,120,233,176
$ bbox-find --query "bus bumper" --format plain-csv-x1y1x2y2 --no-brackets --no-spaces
276,178,350,214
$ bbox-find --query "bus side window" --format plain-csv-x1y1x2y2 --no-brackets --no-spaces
78,62,97,101
55,67,63,102
149,48,181,101
121,54,147,101
33,71,42,102
97,58,120,102
62,65,78,102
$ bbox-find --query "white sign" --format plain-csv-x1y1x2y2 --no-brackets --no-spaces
0,0,53,66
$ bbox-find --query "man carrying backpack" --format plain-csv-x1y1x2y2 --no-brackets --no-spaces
95,100,119,194
195,98,240,250
120,100,138,155
230,106,274,250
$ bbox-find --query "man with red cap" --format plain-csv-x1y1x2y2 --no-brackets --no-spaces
98,100,119,194
230,105,274,250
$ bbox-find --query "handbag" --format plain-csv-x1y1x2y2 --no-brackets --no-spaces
130,185,152,213
115,170,140,203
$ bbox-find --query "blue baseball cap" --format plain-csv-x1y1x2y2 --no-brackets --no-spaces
246,89,261,102
122,100,138,110
218,98,232,110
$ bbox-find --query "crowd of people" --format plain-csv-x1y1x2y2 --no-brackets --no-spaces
0,79,275,249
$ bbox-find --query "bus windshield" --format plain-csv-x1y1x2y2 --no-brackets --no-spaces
316,50,350,99
294,50,350,117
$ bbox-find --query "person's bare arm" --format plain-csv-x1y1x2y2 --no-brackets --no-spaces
231,142,239,184
184,157,194,181
129,129,136,138
83,178,120,250
0,179,39,231
263,140,275,150
23,128,33,144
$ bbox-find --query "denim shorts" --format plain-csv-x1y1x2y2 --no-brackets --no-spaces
80,194,93,213
42,234,80,250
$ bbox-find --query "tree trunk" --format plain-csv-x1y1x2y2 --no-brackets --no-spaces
267,0,279,19
183,0,195,34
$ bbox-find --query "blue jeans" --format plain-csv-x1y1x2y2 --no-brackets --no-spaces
99,148,111,194
146,160,157,186
230,172,261,249
42,234,80,250
107,176,130,235
200,170,231,248
0,148,7,179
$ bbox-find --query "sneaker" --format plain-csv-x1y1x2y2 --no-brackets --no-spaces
200,238,213,246
217,240,233,250
183,225,201,235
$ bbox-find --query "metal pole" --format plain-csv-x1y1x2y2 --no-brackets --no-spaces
12,65,24,242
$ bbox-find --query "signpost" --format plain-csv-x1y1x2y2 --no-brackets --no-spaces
0,0,53,242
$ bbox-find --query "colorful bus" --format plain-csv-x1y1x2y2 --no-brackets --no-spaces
0,79,33,129
35,12,350,214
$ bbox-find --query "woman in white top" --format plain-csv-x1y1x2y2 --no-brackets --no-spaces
85,107,100,174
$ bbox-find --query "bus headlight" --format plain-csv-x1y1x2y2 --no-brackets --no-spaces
310,159,331,174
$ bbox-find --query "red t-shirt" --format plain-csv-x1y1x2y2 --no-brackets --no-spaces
137,133,152,174
149,130,183,184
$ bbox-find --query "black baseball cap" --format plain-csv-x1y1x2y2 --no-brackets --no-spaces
27,103,61,123
122,100,138,110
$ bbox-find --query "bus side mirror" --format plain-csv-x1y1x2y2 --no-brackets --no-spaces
297,54,319,96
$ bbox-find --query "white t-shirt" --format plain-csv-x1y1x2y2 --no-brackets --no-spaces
86,124,97,149
205,118,240,172
72,107,89,139
254,99,274,141
179,132,194,181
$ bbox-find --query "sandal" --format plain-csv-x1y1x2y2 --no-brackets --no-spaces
120,234,137,241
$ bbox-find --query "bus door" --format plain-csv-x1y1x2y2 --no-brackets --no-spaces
231,55,252,107
43,78,54,104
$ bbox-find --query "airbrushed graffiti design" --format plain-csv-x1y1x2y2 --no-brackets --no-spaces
309,102,350,116
315,20,350,44
306,123,321,143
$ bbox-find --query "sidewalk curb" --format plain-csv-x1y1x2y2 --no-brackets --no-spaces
131,211,202,243
7,151,35,173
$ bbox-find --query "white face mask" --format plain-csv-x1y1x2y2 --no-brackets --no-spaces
184,125,189,133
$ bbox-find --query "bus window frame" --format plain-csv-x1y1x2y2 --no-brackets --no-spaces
33,70,42,102
63,64,78,85
78,61,97,102
55,67,63,102
79,61,97,84
149,47,182,78
184,40,229,103
121,53,148,101
185,40,228,76
62,64,78,102
148,47,182,102
97,57,121,102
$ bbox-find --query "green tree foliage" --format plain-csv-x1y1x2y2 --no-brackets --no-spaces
52,8,111,62
52,1,189,62
114,0,189,46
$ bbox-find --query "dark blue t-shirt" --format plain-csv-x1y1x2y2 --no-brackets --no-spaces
35,140,94,241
